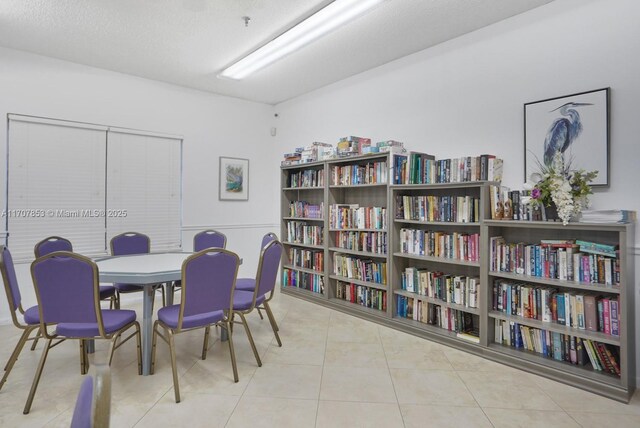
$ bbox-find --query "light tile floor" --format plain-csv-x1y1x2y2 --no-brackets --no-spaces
1,290,639,427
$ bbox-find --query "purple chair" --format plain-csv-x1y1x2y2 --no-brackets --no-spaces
35,236,118,309
24,251,142,414
0,246,41,392
70,364,111,428
232,240,283,368
171,230,228,301
110,232,164,307
152,248,239,403
235,232,278,293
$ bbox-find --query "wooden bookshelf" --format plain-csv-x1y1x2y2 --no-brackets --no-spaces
281,159,635,402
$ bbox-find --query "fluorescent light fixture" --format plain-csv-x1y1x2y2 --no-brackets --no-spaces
219,0,385,79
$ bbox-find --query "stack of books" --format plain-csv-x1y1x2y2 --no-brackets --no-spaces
579,210,636,223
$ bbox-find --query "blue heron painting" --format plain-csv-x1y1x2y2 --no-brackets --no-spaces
543,102,592,166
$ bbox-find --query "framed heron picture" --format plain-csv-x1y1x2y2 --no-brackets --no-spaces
219,156,249,201
524,87,609,187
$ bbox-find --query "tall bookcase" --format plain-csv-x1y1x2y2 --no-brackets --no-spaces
280,157,636,402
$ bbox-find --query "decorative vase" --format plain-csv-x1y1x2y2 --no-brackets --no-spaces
544,203,560,222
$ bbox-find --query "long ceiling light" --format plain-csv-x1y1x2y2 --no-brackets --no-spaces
219,0,385,80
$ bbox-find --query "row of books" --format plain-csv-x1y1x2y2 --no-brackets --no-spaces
489,237,620,286
492,279,620,336
579,209,636,224
401,267,480,309
288,247,324,272
397,296,479,339
393,153,503,185
288,168,325,188
282,268,324,294
395,195,480,223
330,161,388,186
286,222,323,246
399,228,480,262
335,281,387,311
329,204,387,230
289,201,323,219
332,253,387,285
334,230,387,255
494,321,620,376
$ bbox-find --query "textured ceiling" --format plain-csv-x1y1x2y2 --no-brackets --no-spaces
0,0,554,104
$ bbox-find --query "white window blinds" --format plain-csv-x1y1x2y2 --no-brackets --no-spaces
7,116,107,260
6,115,182,261
106,129,182,252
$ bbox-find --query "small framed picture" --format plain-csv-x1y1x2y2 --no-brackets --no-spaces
219,157,249,201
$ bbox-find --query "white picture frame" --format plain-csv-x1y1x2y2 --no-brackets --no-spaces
219,157,249,201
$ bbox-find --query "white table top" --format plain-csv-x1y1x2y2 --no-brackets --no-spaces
95,252,193,284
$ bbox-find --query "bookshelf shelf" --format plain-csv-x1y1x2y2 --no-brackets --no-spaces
393,219,480,227
329,274,387,291
329,247,387,259
488,311,621,346
283,264,325,276
393,252,481,267
281,158,635,402
283,216,324,221
394,289,480,315
283,242,325,251
488,270,621,295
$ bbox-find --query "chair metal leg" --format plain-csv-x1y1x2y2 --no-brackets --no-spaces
115,291,121,310
0,327,36,391
225,322,239,383
167,329,180,403
151,321,159,375
23,338,53,414
79,340,89,375
238,312,261,367
30,330,41,351
257,307,264,320
263,302,282,347
202,326,210,360
107,334,120,367
134,322,142,376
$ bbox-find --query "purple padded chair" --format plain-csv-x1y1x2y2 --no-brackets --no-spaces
24,251,141,414
0,246,41,391
35,236,118,309
70,364,111,428
152,248,239,403
170,229,227,301
110,232,164,307
234,232,278,293
232,240,283,368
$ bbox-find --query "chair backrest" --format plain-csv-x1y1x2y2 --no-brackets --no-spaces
261,232,278,249
110,232,150,256
193,230,227,252
0,246,24,325
70,364,111,428
34,236,73,258
255,240,283,298
31,252,102,333
178,248,239,330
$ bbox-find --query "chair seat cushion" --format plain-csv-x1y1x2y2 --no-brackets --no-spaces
157,305,224,330
99,285,116,299
56,310,136,337
233,290,265,311
235,278,255,291
23,305,40,325
113,283,142,292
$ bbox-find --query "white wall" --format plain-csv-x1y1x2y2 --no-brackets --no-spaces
273,0,640,384
0,47,278,321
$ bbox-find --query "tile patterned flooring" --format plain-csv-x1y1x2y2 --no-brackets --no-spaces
0,290,639,427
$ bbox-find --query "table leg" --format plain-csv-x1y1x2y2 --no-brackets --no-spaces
165,282,174,306
142,285,154,375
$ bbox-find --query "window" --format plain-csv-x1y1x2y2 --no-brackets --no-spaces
6,115,182,261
